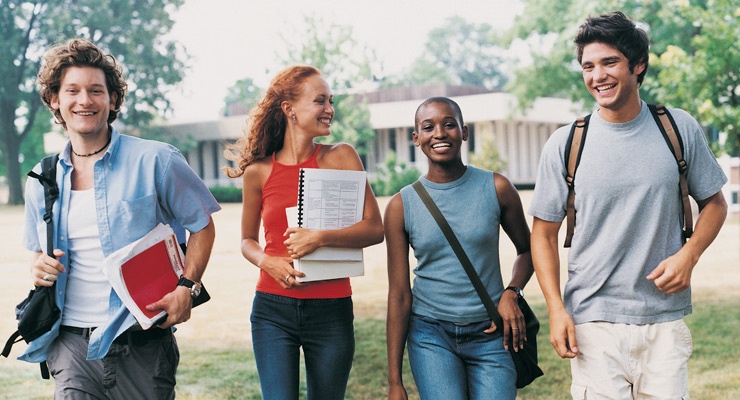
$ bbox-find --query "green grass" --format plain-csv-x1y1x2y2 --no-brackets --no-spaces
2,300,739,399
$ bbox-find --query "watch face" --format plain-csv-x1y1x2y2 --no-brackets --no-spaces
191,284,202,298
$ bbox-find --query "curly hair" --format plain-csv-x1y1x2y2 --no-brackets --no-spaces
224,65,321,178
37,38,127,130
574,11,650,85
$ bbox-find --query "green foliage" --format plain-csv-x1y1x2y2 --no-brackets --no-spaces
506,0,740,155
0,0,187,204
208,186,243,203
383,16,508,90
469,139,508,173
276,15,376,92
370,151,421,196
644,0,740,156
223,77,263,116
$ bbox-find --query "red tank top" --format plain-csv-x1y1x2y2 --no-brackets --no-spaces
255,145,352,298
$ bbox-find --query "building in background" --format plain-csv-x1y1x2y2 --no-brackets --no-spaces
163,85,582,189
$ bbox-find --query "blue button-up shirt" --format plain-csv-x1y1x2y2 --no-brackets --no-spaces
21,127,221,361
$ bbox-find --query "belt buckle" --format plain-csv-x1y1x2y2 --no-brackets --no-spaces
453,322,472,326
81,327,95,339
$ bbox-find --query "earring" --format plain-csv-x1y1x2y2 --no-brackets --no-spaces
291,115,296,123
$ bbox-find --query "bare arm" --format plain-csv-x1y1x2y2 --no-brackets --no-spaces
531,217,578,358
240,162,304,287
384,194,411,400
493,173,534,350
647,190,728,293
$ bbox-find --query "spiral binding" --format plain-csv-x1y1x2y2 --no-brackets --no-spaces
297,168,305,227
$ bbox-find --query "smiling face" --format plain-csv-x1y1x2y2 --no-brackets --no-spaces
290,74,334,138
581,41,645,122
50,66,115,138
413,100,468,165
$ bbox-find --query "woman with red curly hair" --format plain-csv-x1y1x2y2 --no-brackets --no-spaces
225,65,383,399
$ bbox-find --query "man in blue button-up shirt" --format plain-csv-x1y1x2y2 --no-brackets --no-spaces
21,38,221,399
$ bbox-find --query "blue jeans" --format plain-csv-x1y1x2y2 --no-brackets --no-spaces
408,313,517,400
250,292,355,400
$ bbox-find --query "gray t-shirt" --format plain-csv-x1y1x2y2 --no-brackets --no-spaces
529,101,727,324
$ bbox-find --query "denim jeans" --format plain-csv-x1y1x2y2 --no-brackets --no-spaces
250,292,355,400
408,313,517,400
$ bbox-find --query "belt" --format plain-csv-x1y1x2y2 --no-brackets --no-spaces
60,325,171,345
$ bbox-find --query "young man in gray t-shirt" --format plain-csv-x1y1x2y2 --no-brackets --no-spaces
528,11,727,399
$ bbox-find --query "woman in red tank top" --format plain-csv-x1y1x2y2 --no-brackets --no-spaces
224,65,383,399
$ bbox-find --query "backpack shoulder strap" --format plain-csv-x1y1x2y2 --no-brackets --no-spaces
26,154,60,256
563,115,590,248
647,104,693,241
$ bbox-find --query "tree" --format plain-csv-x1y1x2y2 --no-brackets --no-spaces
383,16,509,90
223,77,262,117
274,15,377,153
0,0,187,204
505,0,739,155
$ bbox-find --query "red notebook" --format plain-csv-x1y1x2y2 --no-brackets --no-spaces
119,234,184,320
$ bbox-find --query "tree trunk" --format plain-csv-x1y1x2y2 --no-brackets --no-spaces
0,101,24,205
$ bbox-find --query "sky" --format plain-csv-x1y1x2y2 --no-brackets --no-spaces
165,0,524,123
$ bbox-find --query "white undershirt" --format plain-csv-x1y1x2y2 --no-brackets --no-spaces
60,189,110,327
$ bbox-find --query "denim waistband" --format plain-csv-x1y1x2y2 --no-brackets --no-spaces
255,291,351,305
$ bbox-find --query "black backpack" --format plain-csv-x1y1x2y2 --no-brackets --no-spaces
2,154,61,379
563,104,692,247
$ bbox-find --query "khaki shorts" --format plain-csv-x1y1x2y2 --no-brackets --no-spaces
570,320,692,400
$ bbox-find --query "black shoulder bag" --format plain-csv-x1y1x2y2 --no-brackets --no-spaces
412,180,544,389
2,154,62,379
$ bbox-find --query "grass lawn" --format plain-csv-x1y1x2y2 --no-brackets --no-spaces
5,299,736,399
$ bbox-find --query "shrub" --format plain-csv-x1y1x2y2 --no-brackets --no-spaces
209,186,242,203
371,151,421,196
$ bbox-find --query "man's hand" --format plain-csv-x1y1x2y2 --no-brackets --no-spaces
647,251,694,294
549,309,579,358
31,249,66,286
146,285,192,328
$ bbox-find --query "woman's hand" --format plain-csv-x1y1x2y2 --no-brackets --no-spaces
258,254,305,288
493,289,526,351
283,227,321,258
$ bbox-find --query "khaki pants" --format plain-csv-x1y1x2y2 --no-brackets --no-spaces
570,320,692,400
47,329,179,399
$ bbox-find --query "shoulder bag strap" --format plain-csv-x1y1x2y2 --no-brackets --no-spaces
411,180,504,330
647,104,693,241
564,116,589,248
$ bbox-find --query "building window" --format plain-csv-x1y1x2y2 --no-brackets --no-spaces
468,124,476,153
197,142,205,178
407,128,415,162
389,128,397,153
212,142,220,180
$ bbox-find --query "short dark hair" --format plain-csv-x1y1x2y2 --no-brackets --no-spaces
414,96,464,131
38,38,127,130
574,11,650,85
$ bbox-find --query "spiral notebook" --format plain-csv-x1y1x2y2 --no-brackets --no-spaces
288,168,367,282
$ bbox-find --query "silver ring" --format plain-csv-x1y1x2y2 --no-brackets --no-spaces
285,275,292,283
43,274,54,282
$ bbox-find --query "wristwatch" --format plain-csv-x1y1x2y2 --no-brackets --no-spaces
505,286,524,297
177,276,202,299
